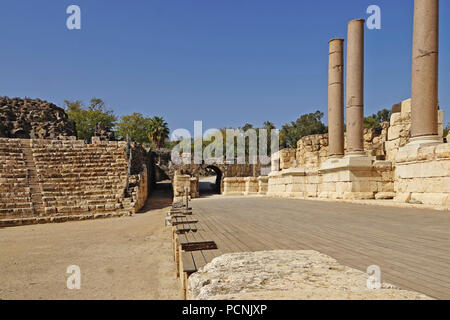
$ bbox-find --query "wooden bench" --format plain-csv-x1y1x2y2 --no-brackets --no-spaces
176,231,219,298
170,208,193,216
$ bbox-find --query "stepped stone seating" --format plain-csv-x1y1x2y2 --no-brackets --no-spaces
0,139,34,219
30,139,133,217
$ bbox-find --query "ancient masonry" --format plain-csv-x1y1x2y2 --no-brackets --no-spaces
0,97,76,139
223,0,449,209
0,137,148,227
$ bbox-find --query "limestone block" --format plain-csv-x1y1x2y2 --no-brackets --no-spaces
388,126,401,141
410,193,448,206
435,143,450,159
401,99,411,115
438,109,445,124
380,182,394,193
394,192,411,203
417,145,437,161
244,177,259,195
336,182,352,194
373,161,392,171
396,146,421,163
390,112,402,126
279,148,296,170
375,192,396,200
396,160,450,179
343,192,375,200
305,184,318,197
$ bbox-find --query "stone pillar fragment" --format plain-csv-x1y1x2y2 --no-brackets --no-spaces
346,19,365,156
411,0,439,143
328,38,345,158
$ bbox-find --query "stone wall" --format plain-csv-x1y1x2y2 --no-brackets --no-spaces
0,138,143,227
385,99,445,162
222,176,268,196
265,98,448,208
395,143,450,207
223,177,247,196
128,164,148,212
295,127,388,170
0,97,76,139
244,177,259,196
257,176,269,195
172,173,199,201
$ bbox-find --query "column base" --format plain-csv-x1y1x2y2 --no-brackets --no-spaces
345,151,367,158
319,156,393,200
407,135,441,147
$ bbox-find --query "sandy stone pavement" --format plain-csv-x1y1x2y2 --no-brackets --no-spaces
0,195,180,300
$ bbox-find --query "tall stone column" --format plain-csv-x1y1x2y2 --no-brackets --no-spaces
346,19,365,156
411,0,439,143
328,38,345,158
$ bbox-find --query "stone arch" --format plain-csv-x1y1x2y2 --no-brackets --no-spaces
204,165,223,194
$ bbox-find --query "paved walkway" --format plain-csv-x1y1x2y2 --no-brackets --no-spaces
192,196,450,299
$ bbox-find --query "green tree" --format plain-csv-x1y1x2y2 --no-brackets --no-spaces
444,123,450,138
148,116,170,149
116,113,153,144
65,98,116,141
364,109,391,130
280,111,327,148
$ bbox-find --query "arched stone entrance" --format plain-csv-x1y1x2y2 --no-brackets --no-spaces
203,165,223,195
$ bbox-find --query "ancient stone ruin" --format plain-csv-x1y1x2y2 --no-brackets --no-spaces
0,136,148,227
0,97,76,139
222,0,449,209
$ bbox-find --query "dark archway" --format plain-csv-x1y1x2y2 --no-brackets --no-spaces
198,165,223,195
207,165,223,194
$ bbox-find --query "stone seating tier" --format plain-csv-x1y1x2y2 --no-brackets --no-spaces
0,138,136,222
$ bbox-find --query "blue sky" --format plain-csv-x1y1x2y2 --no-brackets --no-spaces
0,0,449,133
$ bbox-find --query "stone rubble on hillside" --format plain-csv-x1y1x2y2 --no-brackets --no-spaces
0,97,76,139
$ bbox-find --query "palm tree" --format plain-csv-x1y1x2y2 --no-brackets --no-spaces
148,116,170,148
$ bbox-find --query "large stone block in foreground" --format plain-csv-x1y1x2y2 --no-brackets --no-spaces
188,250,431,300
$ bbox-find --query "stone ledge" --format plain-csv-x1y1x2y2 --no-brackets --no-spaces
281,168,306,176
0,212,132,228
319,156,375,173
264,194,449,211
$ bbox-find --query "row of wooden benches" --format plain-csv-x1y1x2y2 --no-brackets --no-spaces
169,200,219,299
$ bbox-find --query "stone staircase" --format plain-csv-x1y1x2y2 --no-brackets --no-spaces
20,140,45,216
0,139,34,219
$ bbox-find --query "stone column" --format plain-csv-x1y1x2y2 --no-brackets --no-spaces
410,0,439,143
346,19,365,156
328,38,345,158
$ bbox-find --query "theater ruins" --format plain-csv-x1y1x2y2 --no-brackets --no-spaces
0,0,448,231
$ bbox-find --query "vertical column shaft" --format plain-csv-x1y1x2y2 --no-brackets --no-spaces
411,0,439,139
346,19,365,155
328,39,345,158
